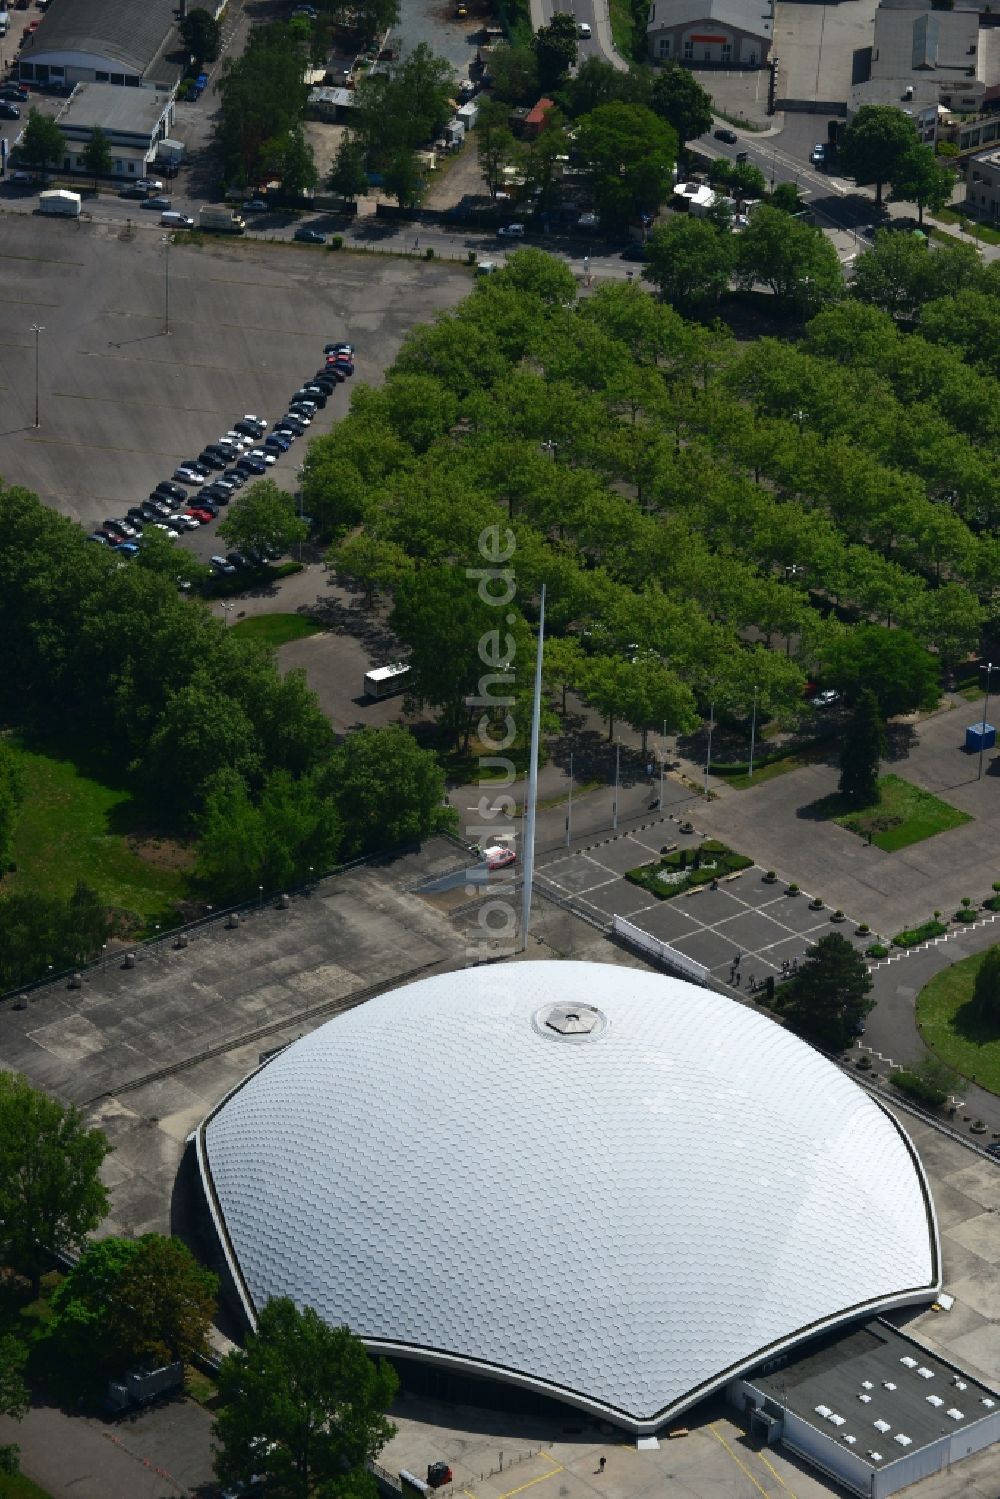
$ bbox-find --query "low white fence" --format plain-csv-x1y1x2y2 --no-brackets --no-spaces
612,915,710,985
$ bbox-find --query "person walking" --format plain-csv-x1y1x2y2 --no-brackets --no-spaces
597,1456,606,1474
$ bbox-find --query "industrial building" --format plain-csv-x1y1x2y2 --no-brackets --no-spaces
16,0,183,90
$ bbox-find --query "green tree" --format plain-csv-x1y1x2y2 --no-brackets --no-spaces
851,229,934,319
477,97,520,200
180,6,222,65
574,103,677,229
643,215,736,308
48,1234,217,1380
353,44,454,169
820,624,939,717
972,944,1000,1030
81,126,112,187
0,1336,28,1477
493,246,578,306
265,126,318,197
0,740,25,873
708,157,767,200
770,180,801,214
19,108,65,176
352,0,402,48
216,23,310,188
218,478,307,557
258,768,344,888
778,933,874,1050
736,204,843,313
141,681,262,817
649,63,713,147
214,1298,398,1499
564,57,649,117
890,142,955,225
323,725,450,857
488,43,540,107
0,1074,110,1296
838,688,885,807
839,104,919,205
329,532,415,607
383,149,424,209
134,527,210,589
194,768,266,899
329,137,369,200
533,12,578,93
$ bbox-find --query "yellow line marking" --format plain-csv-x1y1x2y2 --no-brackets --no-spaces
493,1452,563,1499
709,1424,771,1498
757,1448,797,1497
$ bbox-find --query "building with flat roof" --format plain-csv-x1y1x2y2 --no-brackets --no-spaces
849,0,993,137
730,1318,1000,1497
54,82,174,180
197,962,939,1435
646,0,774,69
17,0,183,91
963,143,1000,220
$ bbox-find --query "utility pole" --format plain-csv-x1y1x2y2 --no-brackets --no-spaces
979,661,995,781
565,750,573,848
31,322,44,428
704,700,715,797
612,740,620,831
748,685,758,780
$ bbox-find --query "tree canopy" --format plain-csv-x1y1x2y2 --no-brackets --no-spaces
180,6,221,66
533,12,578,93
839,104,919,205
777,933,874,1049
214,1298,398,1499
648,63,713,147
574,104,678,228
644,216,735,307
0,1074,110,1294
218,478,308,556
18,109,65,175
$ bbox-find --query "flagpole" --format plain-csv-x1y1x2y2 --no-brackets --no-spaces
521,584,545,951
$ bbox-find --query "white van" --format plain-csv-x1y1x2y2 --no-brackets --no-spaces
160,210,193,227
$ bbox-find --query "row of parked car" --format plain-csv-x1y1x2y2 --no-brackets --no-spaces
86,343,357,577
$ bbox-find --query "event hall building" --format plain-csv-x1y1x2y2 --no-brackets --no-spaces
195,962,943,1435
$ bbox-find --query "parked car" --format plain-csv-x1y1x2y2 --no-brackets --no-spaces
226,550,251,569
141,195,171,211
242,198,269,212
173,465,205,484
328,357,353,377
234,418,265,438
247,447,277,465
290,394,318,413
219,430,248,449
237,454,267,474
223,469,248,487
809,689,840,709
86,532,109,545
293,227,325,244
198,449,226,470
113,541,140,557
154,481,187,501
310,374,337,394
320,363,345,383
294,386,325,408
210,554,236,575
497,223,524,238
485,845,516,870
242,413,268,430
171,512,200,530
161,211,194,228
264,433,291,453
0,86,30,102
0,102,21,119
126,507,148,525
714,127,738,144
276,415,305,435
185,507,214,525
324,342,355,356
577,20,591,36
287,407,313,425
811,143,827,166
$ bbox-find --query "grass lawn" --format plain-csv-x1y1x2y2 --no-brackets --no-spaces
917,951,1000,1094
229,613,323,648
608,0,639,58
0,1474,54,1499
712,745,830,791
809,774,971,851
933,208,1000,245
7,738,192,928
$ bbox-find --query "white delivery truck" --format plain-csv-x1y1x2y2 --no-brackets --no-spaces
199,205,246,233
364,664,411,700
38,189,82,217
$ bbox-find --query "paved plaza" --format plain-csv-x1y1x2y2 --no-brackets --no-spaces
536,819,868,989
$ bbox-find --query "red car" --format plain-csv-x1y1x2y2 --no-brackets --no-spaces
485,845,516,871
186,506,214,525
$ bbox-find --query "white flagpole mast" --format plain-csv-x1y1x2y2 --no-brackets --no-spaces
520,584,545,952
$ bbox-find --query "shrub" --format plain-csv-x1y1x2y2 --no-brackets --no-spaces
893,919,947,947
961,896,973,908
809,896,824,909
954,906,977,923
424,246,435,260
856,1054,872,1070
831,909,845,921
763,869,777,883
866,942,888,958
786,882,799,894
467,250,477,265
625,841,752,901
891,1067,948,1109
328,235,344,251
856,922,870,935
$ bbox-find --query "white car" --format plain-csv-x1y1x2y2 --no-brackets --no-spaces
173,466,205,484
242,413,268,430
497,223,525,238
174,513,201,530
284,408,311,425
809,688,840,708
578,20,592,37
220,431,248,449
248,448,277,465
810,143,827,166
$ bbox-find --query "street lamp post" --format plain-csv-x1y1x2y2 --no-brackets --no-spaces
612,740,620,831
748,684,759,781
565,750,573,847
704,700,715,798
161,233,170,335
979,661,995,781
30,322,44,428
659,717,666,810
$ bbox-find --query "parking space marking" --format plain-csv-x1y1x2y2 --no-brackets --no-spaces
756,1447,798,1497
708,1424,772,1498
490,1452,564,1499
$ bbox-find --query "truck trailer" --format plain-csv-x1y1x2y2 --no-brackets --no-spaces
38,189,81,217
199,206,245,233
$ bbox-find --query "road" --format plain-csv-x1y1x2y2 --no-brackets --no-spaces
532,0,628,72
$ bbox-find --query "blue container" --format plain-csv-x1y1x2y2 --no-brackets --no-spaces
965,721,996,753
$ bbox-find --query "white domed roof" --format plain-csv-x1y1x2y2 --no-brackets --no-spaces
199,962,939,1431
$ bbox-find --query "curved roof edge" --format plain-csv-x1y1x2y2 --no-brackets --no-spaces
194,1065,941,1434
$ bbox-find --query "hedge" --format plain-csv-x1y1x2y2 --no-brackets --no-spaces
890,1068,948,1110
893,919,947,948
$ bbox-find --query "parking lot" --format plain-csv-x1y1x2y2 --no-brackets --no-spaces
0,212,470,535
537,819,869,989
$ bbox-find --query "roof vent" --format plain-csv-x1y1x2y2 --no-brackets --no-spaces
532,1002,607,1042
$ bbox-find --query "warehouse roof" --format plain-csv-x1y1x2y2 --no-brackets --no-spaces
25,0,180,78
